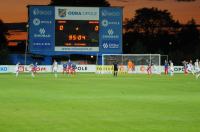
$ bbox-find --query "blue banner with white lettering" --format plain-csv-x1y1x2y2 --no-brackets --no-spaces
29,6,55,52
99,7,123,54
0,66,9,73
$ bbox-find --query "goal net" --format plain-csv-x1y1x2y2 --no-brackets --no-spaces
96,54,161,74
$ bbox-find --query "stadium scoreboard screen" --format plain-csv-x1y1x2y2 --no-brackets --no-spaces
55,20,99,50
28,6,122,55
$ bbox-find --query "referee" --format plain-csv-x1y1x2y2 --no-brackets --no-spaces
113,62,118,77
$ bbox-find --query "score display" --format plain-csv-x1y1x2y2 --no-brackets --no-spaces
55,20,99,49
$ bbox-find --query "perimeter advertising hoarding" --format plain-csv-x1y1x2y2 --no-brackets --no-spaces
28,6,122,55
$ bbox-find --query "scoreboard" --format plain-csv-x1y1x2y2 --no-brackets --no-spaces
28,6,122,55
55,20,99,51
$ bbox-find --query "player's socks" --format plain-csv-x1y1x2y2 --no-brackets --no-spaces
32,72,35,78
196,74,200,79
16,72,18,77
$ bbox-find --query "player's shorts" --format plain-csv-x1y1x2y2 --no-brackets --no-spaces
53,68,58,72
195,68,200,73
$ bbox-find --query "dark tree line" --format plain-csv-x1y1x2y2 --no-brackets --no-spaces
0,19,9,64
124,7,200,64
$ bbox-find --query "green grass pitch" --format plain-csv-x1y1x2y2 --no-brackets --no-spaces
0,73,200,132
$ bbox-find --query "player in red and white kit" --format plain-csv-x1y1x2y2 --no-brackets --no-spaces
66,60,73,75
147,63,152,75
169,60,174,76
195,59,200,79
15,62,20,77
52,60,58,78
187,60,195,75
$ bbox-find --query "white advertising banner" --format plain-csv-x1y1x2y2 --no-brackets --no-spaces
96,65,162,74
1,65,96,73
0,65,185,74
55,7,99,20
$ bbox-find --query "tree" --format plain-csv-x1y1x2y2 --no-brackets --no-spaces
50,0,110,7
124,7,180,35
123,7,181,64
176,19,200,59
0,19,9,64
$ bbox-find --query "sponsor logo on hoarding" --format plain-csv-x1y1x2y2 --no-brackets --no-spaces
102,29,119,39
102,19,109,27
103,43,109,49
101,10,120,17
18,66,24,72
33,42,51,46
33,28,51,38
102,42,119,49
33,18,40,26
75,66,87,71
33,18,52,26
18,66,47,72
0,67,8,71
108,29,114,35
33,8,52,16
174,67,184,72
101,19,120,27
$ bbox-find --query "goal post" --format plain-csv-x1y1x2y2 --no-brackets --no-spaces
97,54,161,74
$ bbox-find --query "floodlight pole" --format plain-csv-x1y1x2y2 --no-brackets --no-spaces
96,53,98,65
25,24,29,65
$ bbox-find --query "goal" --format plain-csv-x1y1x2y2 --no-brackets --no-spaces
97,54,161,74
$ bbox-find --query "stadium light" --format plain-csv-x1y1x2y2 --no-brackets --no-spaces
25,24,29,65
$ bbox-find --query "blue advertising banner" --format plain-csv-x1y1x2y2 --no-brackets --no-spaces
99,7,123,54
29,6,55,52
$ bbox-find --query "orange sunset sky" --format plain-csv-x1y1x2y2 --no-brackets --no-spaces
0,0,200,24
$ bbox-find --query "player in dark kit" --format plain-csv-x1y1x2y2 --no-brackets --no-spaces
33,62,38,74
164,60,169,75
113,62,118,77
71,63,76,75
63,63,67,74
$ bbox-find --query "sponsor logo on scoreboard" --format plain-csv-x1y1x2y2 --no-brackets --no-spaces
33,8,52,16
58,9,97,17
101,10,120,17
103,43,109,49
58,9,67,17
33,18,52,26
102,29,119,39
101,19,120,27
102,41,120,49
33,28,51,38
55,7,99,20
33,18,40,26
